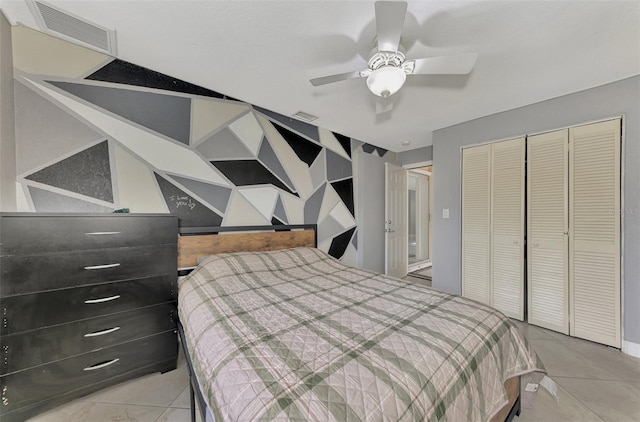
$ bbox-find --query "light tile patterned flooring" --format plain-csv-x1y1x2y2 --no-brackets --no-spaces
29,307,640,421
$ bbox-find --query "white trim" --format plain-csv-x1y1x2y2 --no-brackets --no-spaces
410,168,431,176
620,114,626,349
402,160,432,169
623,340,640,358
527,115,625,138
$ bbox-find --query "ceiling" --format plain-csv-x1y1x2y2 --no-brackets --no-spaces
1,1,639,152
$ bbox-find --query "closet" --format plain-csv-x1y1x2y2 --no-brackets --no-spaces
462,137,525,321
529,119,621,347
462,118,621,347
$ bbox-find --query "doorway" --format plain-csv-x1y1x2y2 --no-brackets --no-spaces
384,162,433,282
407,166,432,279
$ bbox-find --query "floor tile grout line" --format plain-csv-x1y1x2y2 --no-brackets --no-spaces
544,374,626,382
550,375,630,382
556,342,629,382
77,399,174,410
552,377,609,422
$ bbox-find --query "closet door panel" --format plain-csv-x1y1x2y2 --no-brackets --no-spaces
462,145,491,305
528,130,569,334
569,119,621,347
491,138,525,320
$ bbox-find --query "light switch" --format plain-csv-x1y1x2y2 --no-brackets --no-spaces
442,208,449,219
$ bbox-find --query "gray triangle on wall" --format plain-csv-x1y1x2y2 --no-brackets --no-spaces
169,175,232,215
28,186,114,213
258,136,295,191
25,140,113,203
326,149,352,182
196,127,255,160
273,195,288,223
304,183,325,224
49,81,192,145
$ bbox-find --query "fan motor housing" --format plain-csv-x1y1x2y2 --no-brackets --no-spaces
368,51,406,70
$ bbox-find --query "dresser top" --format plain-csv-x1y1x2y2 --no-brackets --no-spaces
0,212,176,218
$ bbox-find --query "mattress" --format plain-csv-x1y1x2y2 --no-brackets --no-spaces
178,247,544,421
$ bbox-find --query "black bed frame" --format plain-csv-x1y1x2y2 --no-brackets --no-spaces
178,320,208,422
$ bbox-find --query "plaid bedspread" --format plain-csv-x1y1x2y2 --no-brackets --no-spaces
178,247,544,421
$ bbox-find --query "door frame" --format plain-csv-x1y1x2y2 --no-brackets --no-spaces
403,161,433,272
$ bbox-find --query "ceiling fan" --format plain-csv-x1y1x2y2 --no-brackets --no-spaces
310,0,478,105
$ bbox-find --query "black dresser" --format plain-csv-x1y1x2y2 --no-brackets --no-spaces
0,213,179,421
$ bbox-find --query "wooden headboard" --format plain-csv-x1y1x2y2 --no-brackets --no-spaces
177,224,317,269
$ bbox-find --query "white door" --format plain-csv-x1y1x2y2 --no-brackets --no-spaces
569,119,621,347
528,129,570,334
491,138,525,320
461,145,492,305
385,162,408,278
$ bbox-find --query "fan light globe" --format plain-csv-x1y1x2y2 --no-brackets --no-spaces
366,66,406,97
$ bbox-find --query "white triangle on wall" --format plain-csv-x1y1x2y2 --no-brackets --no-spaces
238,186,279,221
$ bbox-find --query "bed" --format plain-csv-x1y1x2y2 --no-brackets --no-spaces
176,226,544,421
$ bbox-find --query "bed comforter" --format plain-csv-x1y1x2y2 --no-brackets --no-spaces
178,247,544,421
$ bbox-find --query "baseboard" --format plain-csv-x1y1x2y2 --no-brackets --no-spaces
623,340,640,358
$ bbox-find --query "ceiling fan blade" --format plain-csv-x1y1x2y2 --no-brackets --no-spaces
412,52,478,75
375,1,407,52
309,70,362,87
376,96,394,114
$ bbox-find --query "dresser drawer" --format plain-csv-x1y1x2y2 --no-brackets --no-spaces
0,215,177,255
1,245,177,297
0,331,177,416
1,303,176,375
1,275,176,335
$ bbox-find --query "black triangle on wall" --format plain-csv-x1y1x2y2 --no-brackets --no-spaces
330,178,354,217
211,160,298,197
271,217,290,232
86,59,239,101
272,122,322,167
333,132,352,158
328,227,356,259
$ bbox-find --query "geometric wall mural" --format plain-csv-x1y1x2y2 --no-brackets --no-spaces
12,26,357,263
85,58,240,101
49,80,192,145
25,140,113,202
155,173,224,227
361,142,389,157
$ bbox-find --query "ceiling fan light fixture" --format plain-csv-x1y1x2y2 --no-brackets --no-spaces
366,66,406,98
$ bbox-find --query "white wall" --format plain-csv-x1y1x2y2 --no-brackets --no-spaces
431,76,640,345
397,145,432,166
0,11,16,211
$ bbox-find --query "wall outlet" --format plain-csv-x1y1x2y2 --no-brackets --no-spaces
442,208,449,219
525,383,539,393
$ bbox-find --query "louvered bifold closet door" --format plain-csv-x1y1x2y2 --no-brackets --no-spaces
462,145,491,305
528,130,569,334
491,138,525,320
569,119,621,347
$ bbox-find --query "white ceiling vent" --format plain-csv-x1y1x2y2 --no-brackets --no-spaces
292,111,318,122
28,0,116,55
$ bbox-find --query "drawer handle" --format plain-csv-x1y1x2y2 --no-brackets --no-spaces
84,263,120,270
85,231,121,236
83,358,119,371
84,295,120,304
84,326,120,337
